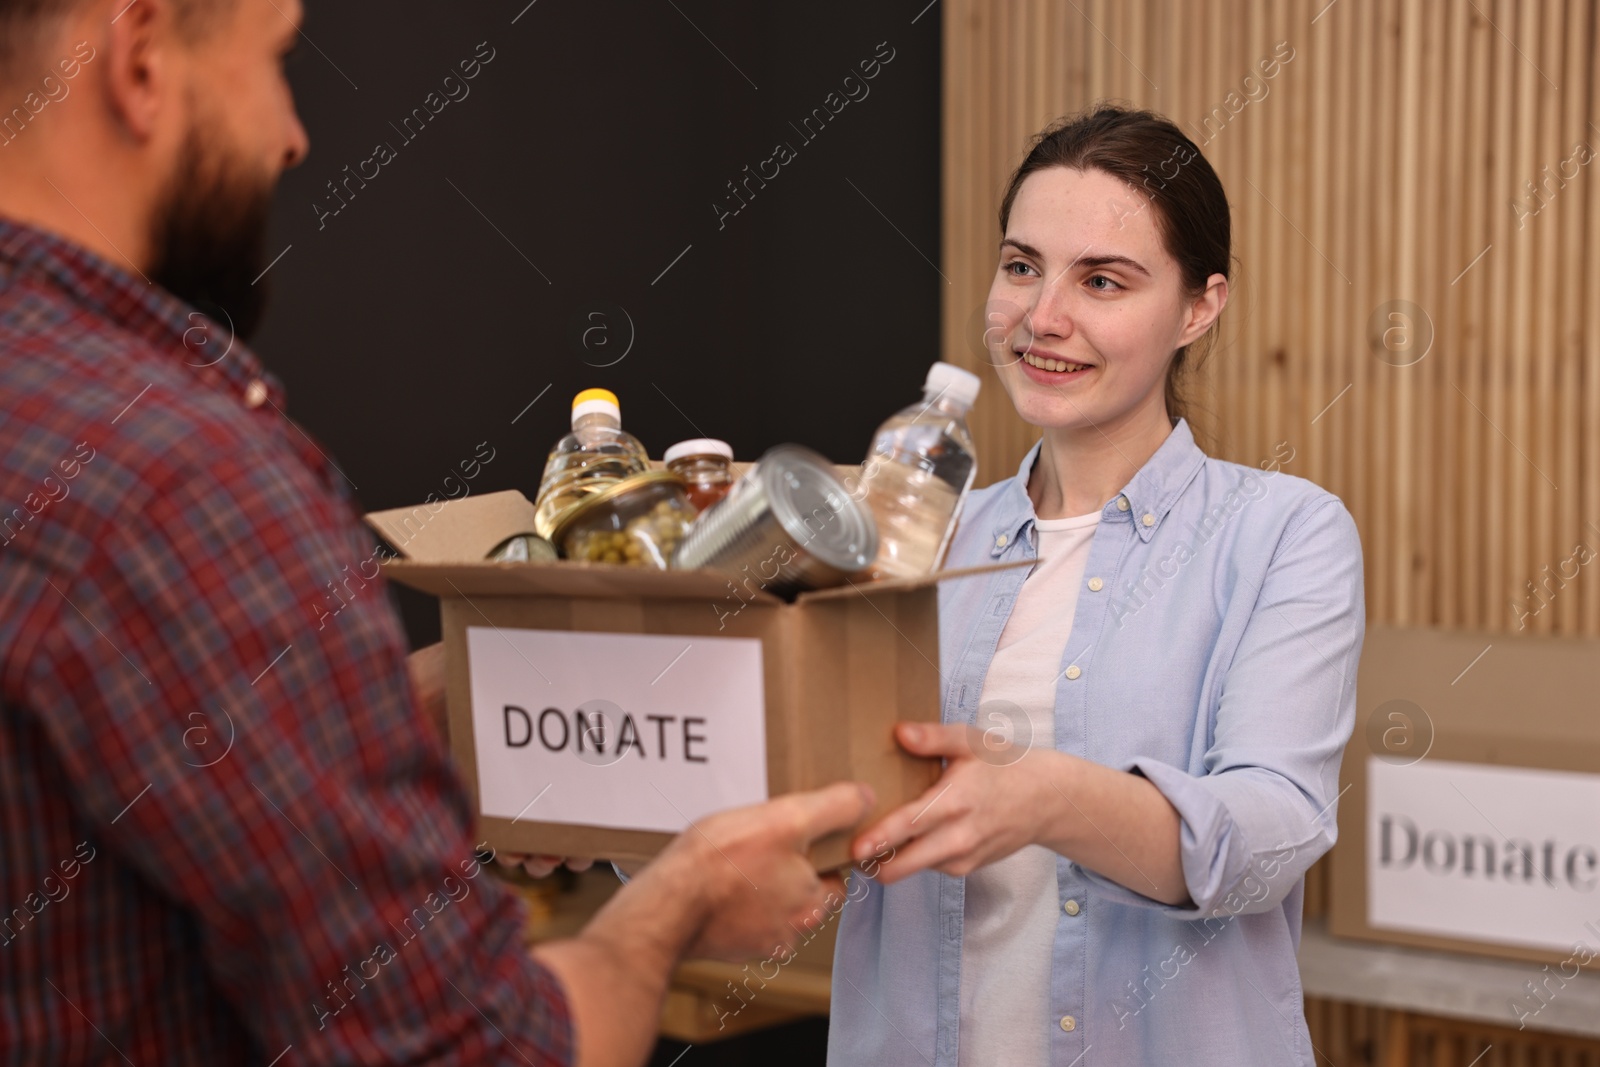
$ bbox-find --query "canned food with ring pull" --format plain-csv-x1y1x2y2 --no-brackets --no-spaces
672,443,877,598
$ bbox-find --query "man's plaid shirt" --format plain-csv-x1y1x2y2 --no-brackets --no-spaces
0,217,572,1065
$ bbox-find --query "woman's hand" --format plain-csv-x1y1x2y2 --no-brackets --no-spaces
405,642,448,738
855,721,1192,903
850,722,1053,884
496,853,595,878
408,647,594,880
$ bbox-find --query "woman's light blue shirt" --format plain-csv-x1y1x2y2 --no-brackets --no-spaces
828,418,1366,1066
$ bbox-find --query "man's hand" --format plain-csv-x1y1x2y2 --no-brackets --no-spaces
661,781,874,961
530,781,874,1067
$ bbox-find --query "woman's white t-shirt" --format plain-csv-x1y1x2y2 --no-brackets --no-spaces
957,509,1101,1066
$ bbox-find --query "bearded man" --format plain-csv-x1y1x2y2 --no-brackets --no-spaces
0,3,870,1064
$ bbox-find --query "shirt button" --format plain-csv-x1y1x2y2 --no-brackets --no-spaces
1064,665,1082,680
1116,496,1130,511
1087,577,1104,592
1060,1015,1077,1032
1063,899,1081,916
1142,513,1156,527
243,379,269,409
995,533,1008,549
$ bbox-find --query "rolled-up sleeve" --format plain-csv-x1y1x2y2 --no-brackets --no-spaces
1084,497,1365,919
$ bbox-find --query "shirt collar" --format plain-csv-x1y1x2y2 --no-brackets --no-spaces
0,215,283,411
988,418,1207,556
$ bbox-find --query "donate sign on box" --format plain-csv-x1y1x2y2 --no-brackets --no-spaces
466,627,768,834
1368,758,1600,954
1332,624,1600,964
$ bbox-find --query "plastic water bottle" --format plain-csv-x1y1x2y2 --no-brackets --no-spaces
532,388,650,538
859,362,980,579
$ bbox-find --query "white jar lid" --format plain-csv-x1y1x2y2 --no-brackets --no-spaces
664,438,734,464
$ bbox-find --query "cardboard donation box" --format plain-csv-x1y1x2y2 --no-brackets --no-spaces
367,487,988,870
1331,624,1600,965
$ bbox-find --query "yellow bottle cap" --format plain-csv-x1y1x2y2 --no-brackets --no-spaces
573,388,618,409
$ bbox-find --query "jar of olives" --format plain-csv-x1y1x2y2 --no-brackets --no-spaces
548,470,695,569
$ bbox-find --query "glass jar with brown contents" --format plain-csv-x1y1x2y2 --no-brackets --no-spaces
664,438,734,513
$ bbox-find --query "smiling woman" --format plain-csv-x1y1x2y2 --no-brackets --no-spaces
830,106,1365,1067
989,108,1232,446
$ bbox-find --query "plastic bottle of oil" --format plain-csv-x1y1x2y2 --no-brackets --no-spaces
532,388,650,539
859,362,980,579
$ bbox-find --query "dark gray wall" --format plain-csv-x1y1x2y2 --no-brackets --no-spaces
253,0,943,660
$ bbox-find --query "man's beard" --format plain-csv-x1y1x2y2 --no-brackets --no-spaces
147,124,276,343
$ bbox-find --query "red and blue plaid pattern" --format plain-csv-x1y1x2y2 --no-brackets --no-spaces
0,217,572,1066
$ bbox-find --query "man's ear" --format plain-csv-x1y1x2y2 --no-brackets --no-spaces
103,0,175,141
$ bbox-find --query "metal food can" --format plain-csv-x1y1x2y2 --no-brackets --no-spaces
486,532,559,563
672,444,877,598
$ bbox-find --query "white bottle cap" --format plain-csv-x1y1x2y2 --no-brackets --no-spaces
664,438,734,464
571,387,620,426
924,362,981,408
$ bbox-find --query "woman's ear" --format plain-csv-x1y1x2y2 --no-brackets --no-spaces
1177,272,1229,348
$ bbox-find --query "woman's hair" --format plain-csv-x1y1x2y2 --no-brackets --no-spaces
997,105,1232,425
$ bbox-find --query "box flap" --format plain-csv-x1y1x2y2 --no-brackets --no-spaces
366,490,537,563
795,557,1036,602
381,558,788,601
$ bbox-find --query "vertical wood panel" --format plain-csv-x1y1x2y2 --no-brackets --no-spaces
1587,0,1600,636
1556,0,1586,632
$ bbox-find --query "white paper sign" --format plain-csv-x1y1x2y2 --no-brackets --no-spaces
1368,757,1600,952
466,627,768,833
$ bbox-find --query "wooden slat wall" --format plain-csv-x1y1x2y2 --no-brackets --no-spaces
1302,1002,1600,1067
943,0,1600,638
943,1,1600,1058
